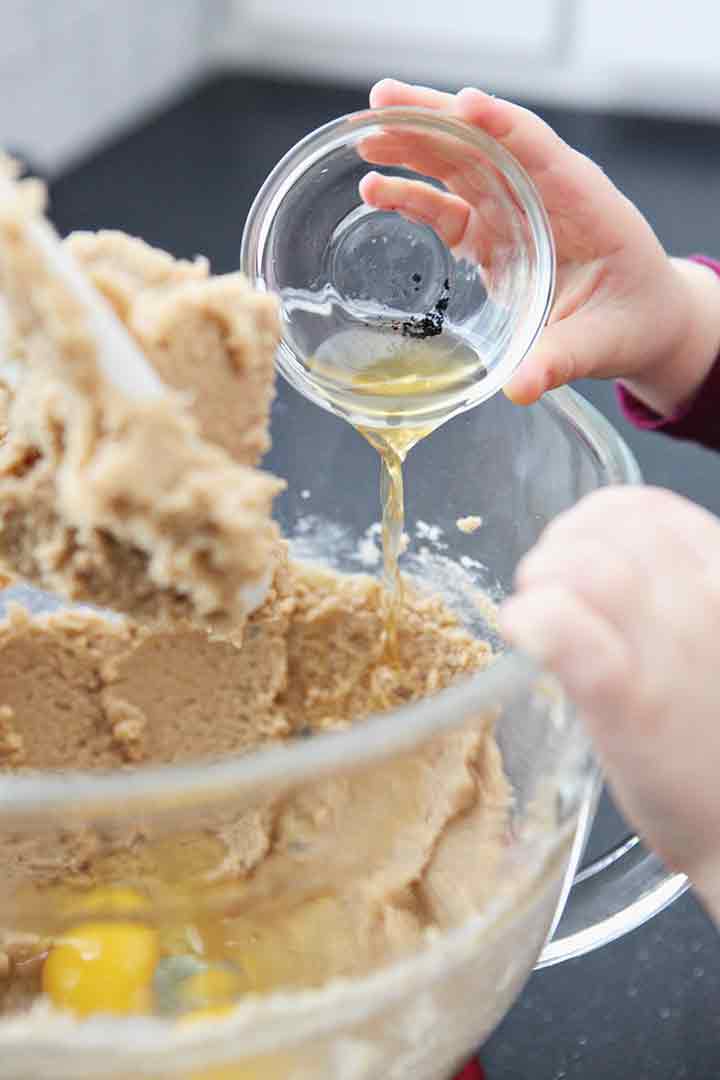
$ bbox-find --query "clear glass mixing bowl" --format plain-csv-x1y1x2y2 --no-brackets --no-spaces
0,385,685,1080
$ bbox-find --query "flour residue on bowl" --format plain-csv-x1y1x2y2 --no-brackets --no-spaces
288,513,502,645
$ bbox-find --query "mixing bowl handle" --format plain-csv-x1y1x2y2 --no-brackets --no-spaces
536,835,687,968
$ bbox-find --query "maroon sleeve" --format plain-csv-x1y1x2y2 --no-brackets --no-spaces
453,1062,485,1080
616,255,720,452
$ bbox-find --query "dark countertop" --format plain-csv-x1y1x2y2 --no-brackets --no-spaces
48,73,719,1080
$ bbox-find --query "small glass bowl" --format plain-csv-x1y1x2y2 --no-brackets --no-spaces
241,106,555,431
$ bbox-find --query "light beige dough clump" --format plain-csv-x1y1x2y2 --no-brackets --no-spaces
456,515,483,534
0,160,283,635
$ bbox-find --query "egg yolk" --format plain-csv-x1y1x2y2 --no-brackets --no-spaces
42,920,159,1017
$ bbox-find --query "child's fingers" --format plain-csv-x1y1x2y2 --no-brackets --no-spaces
456,89,633,251
516,538,647,636
370,80,569,177
364,84,517,215
364,83,513,212
521,488,720,680
504,304,631,405
369,81,629,256
499,584,631,718
358,131,466,180
455,88,574,175
501,576,703,879
358,130,497,213
359,173,471,249
504,486,720,899
502,360,546,406
358,132,415,168
538,486,720,575
369,79,457,112
360,172,511,266
504,319,585,405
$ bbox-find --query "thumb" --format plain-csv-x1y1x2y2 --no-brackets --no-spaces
504,310,619,405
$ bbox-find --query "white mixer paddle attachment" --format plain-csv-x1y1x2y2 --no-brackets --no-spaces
0,157,278,627
0,160,165,400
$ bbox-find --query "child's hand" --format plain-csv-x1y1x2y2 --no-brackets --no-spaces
363,80,720,416
500,486,720,923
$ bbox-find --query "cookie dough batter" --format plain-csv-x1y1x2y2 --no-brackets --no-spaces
0,566,507,1014
0,160,511,1022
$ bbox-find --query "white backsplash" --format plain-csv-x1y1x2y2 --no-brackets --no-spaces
1,0,719,177
0,0,224,174
218,0,720,122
